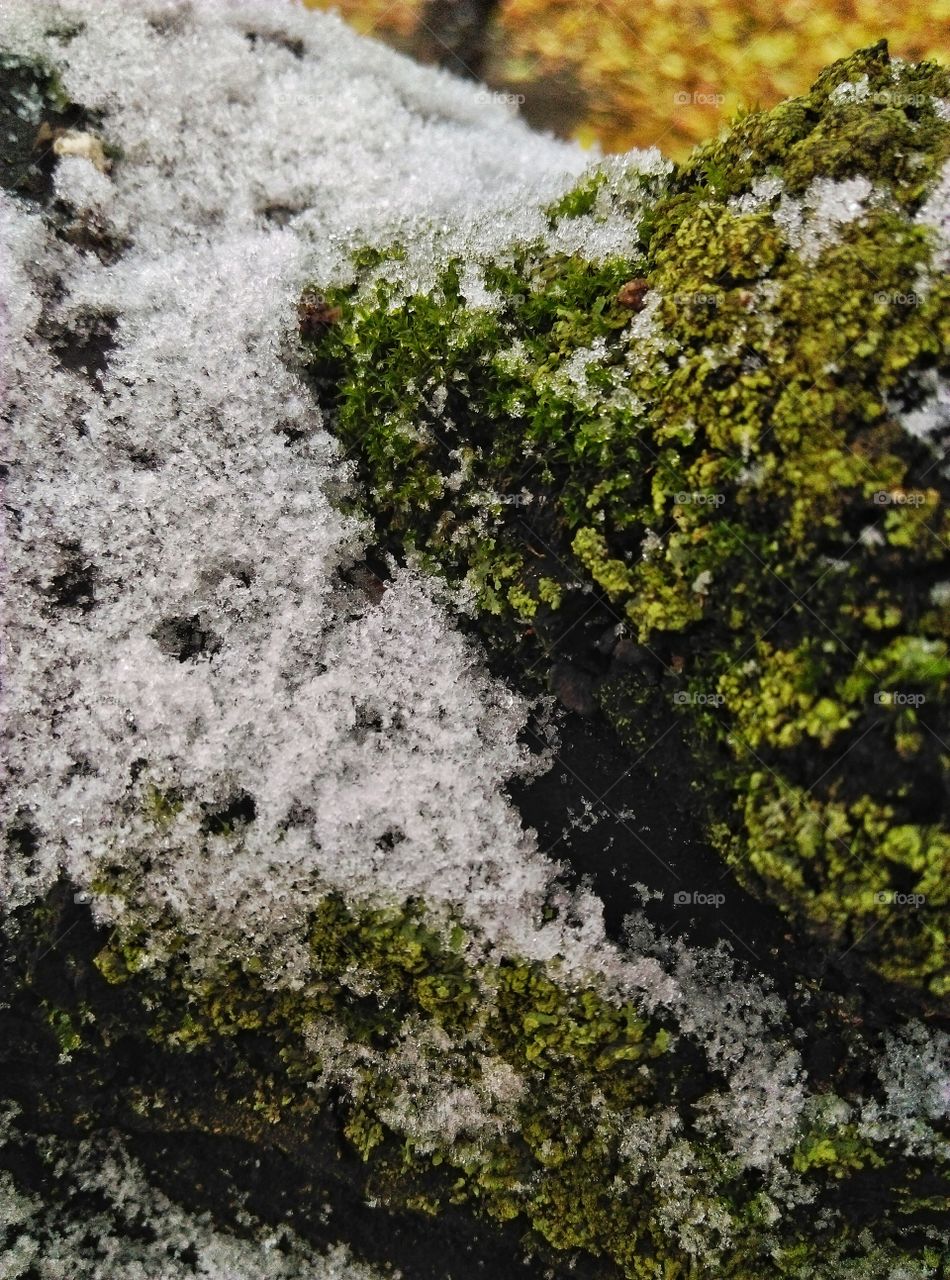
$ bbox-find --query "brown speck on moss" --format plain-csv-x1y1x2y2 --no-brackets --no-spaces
616,277,650,309
297,292,342,341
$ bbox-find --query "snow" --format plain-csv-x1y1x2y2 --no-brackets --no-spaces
886,366,950,471
858,1022,950,1160
728,173,784,216
773,175,878,262
829,75,871,104
917,156,950,275
0,1105,390,1280
0,0,589,961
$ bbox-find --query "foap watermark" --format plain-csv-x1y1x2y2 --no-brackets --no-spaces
874,690,926,707
873,290,925,308
872,489,926,506
473,88,526,110
673,890,726,906
675,491,726,507
670,290,720,309
674,691,725,707
875,890,926,907
470,489,533,508
673,90,726,107
869,89,932,109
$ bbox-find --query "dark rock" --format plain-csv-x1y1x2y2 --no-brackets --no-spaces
549,661,598,717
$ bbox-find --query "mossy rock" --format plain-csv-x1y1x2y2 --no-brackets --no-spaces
302,43,950,1005
3,29,948,1279
4,880,948,1280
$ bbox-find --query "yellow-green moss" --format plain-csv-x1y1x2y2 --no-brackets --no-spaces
66,881,942,1279
302,43,950,999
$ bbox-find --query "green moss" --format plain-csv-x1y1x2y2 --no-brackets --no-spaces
42,1002,85,1060
572,526,637,599
38,856,931,1280
674,41,950,205
301,43,950,1001
544,172,608,220
3,36,946,1280
142,783,184,827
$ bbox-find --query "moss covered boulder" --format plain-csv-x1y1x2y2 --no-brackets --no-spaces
303,42,950,1005
3,6,949,1278
6,873,950,1280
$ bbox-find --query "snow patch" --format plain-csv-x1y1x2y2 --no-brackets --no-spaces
0,1106,388,1279
774,175,877,262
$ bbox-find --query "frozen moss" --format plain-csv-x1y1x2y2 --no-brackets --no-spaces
6,879,946,1280
3,7,948,1276
303,44,950,1002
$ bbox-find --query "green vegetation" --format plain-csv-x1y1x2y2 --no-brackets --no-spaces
6,875,944,1280
2,33,947,1277
302,44,950,1002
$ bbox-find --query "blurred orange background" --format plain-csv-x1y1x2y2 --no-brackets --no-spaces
304,0,949,158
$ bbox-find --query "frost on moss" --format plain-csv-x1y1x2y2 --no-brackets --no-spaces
303,43,950,1003
3,6,949,1277
4,879,948,1280
0,1099,386,1280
